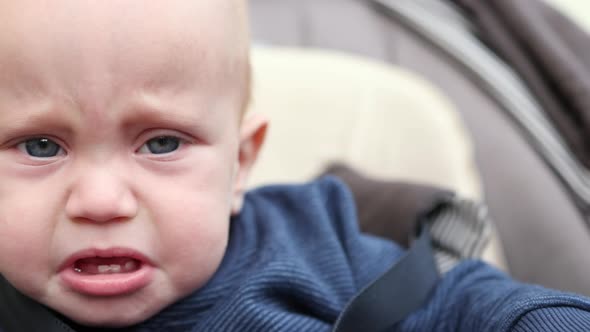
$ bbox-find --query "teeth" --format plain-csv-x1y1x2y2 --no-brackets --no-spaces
97,264,124,274
98,265,111,273
124,260,137,271
73,259,139,274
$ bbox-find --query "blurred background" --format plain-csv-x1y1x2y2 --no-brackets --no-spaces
246,0,590,297
546,0,590,31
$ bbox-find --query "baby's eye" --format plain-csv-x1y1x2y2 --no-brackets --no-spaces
17,138,64,158
138,136,181,154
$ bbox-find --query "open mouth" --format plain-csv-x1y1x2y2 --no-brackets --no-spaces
73,257,141,275
60,248,154,296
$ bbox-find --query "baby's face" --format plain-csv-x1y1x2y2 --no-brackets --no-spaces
0,0,258,327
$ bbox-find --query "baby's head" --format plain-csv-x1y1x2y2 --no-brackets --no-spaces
0,0,265,327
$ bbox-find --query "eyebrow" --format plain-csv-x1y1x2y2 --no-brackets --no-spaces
0,109,74,142
123,107,198,128
120,98,210,136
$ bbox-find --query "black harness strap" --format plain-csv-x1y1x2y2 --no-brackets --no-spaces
332,224,439,332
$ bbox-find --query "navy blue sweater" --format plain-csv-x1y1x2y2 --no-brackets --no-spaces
101,178,590,331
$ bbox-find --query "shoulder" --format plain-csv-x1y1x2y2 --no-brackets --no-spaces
244,176,357,236
400,260,590,331
191,178,404,330
239,177,403,288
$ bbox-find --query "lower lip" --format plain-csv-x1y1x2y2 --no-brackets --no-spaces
60,263,154,297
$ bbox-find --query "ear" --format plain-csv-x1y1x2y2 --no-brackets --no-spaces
231,112,268,215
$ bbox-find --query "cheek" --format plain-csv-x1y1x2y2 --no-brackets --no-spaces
0,182,60,296
157,204,230,294
142,158,235,294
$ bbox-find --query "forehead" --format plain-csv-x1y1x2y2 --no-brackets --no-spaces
0,1,248,112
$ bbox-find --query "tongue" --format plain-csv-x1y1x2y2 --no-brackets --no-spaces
74,257,140,275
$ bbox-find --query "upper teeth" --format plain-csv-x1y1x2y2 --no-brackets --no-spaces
98,264,121,273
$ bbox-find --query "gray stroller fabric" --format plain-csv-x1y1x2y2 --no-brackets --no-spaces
374,0,590,216
452,0,590,172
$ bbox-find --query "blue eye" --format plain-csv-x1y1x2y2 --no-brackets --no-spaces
139,136,181,154
17,138,63,158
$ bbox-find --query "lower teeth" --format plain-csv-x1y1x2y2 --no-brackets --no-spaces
98,264,118,273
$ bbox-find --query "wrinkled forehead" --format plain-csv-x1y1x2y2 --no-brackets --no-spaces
0,0,249,108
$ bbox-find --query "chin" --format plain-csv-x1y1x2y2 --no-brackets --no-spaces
62,307,153,328
51,293,171,328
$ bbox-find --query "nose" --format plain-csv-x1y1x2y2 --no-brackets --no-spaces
65,164,138,223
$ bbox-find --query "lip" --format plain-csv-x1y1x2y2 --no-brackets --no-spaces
59,247,155,297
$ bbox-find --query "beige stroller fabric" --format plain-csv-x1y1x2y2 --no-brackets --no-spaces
248,47,481,199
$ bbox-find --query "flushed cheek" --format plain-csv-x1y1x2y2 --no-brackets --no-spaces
153,197,230,295
0,179,64,297
0,208,56,298
140,162,233,295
